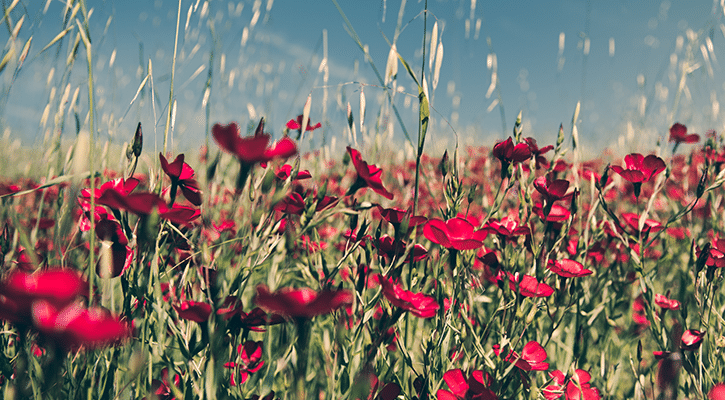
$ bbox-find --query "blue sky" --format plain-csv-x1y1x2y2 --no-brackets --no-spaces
2,0,724,155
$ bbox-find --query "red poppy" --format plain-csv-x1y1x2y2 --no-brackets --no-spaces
654,293,680,310
547,259,593,278
621,213,664,235
610,154,666,184
493,340,549,371
174,300,212,323
97,189,200,225
275,164,312,181
1,268,87,312
534,175,570,202
286,115,322,132
681,329,705,351
493,137,532,165
505,272,554,298
525,137,554,169
423,217,487,250
376,205,427,233
533,203,571,222
31,300,131,349
377,274,439,318
212,121,297,164
224,341,265,385
375,235,428,262
669,122,699,144
159,153,202,206
346,147,394,200
483,217,530,237
709,383,725,400
544,369,601,400
436,369,497,400
254,285,353,318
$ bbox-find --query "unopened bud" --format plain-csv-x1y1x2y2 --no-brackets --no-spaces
132,122,143,157
438,150,449,177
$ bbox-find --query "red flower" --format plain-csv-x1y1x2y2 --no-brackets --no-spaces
547,259,593,278
423,217,487,250
681,329,705,351
377,274,439,318
275,164,311,181
224,341,265,385
376,205,428,233
709,383,725,400
254,285,353,318
159,153,202,206
632,295,650,327
534,175,570,202
493,137,532,164
654,293,680,310
375,235,428,262
212,121,297,164
436,369,497,400
669,122,699,144
610,154,666,184
346,147,394,200
174,300,212,323
506,272,554,298
483,217,530,238
533,203,571,222
544,369,601,400
286,115,322,132
493,341,549,372
31,300,131,350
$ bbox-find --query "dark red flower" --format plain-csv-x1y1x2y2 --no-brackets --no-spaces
159,153,202,206
254,285,353,318
375,235,428,261
505,272,554,298
423,217,487,250
669,122,699,144
493,137,532,164
547,259,593,278
212,121,297,164
286,115,322,132
544,369,601,400
346,147,394,200
376,205,427,233
610,154,666,184
534,175,570,202
224,341,265,385
436,369,497,400
377,274,439,318
681,329,705,351
174,300,212,323
275,164,311,181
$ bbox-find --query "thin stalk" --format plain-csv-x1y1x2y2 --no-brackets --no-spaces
163,0,183,155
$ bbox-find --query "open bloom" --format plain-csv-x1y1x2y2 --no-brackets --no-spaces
681,329,705,351
654,293,680,310
610,153,666,184
377,274,439,318
423,217,487,250
534,175,571,203
346,146,394,200
547,259,593,278
543,369,601,400
505,272,554,298
254,285,353,318
669,122,699,144
493,340,549,371
436,369,497,400
286,115,322,132
174,300,212,323
224,341,265,386
159,153,202,206
212,120,297,164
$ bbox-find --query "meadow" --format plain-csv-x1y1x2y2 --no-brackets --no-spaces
2,1,725,399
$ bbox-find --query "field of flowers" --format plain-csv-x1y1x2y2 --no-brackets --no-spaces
2,113,725,399
3,1,725,400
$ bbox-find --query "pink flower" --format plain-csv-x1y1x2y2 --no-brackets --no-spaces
255,285,353,318
681,329,705,351
423,217,487,250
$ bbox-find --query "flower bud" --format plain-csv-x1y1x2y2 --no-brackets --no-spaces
132,122,143,157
